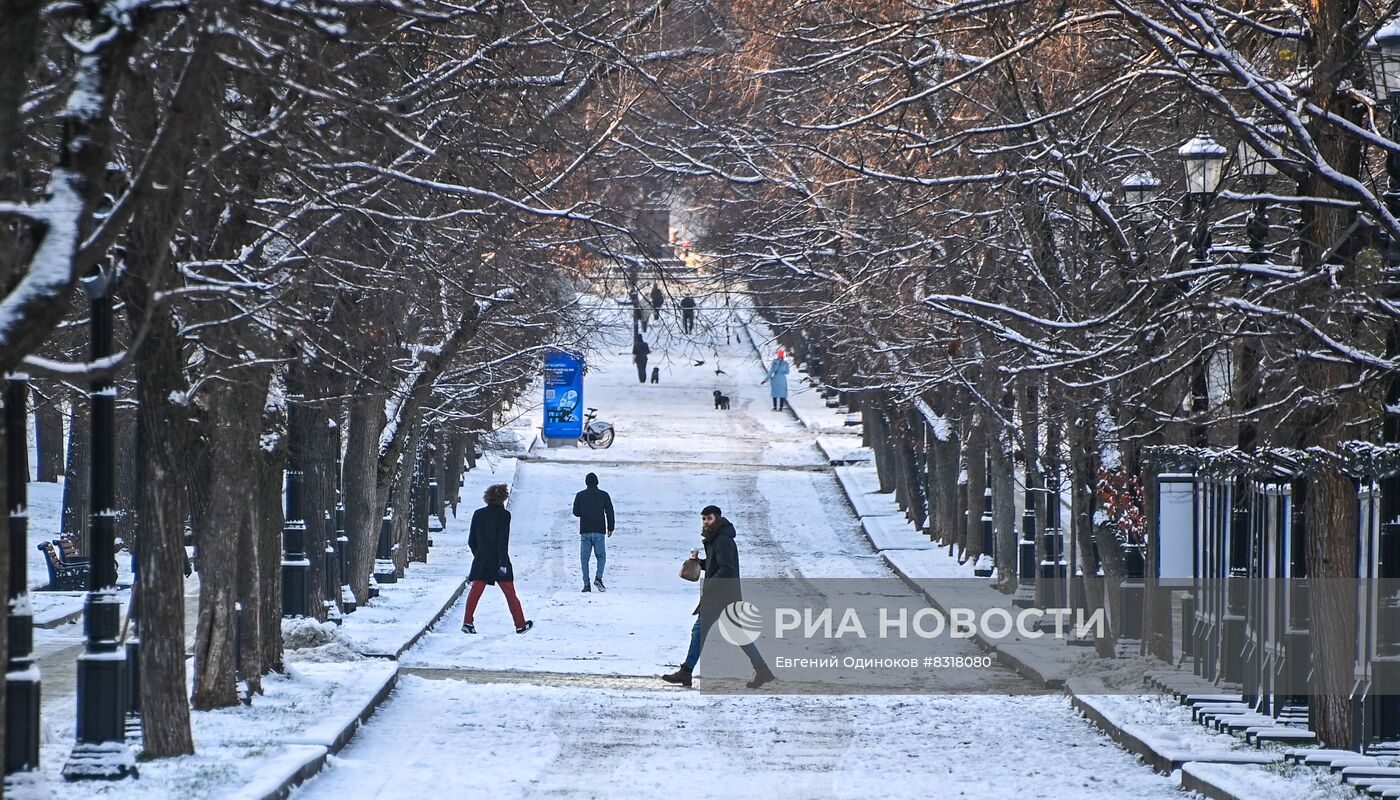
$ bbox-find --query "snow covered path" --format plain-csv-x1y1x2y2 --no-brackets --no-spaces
294,310,1186,800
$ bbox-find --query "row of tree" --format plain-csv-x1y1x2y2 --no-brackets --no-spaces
613,1,1400,749
0,0,712,762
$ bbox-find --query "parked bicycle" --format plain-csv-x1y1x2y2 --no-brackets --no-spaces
580,407,616,449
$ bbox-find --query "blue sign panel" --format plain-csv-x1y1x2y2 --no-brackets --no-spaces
543,350,585,439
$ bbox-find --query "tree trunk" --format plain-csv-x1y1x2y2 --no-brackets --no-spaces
962,413,987,562
991,422,1016,593
255,397,285,675
33,384,63,482
191,370,270,708
344,394,385,604
61,392,90,551
132,317,194,755
1070,412,1115,658
115,407,138,550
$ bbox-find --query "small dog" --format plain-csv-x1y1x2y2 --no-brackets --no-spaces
713,390,730,410
650,367,660,384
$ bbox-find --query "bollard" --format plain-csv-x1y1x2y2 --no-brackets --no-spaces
373,512,397,584
323,514,341,624
973,488,994,577
336,505,355,613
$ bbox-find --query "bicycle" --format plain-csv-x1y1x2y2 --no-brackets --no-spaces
580,407,616,449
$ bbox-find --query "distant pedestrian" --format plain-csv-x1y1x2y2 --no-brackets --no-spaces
462,484,533,635
649,284,664,320
760,349,790,411
632,334,650,384
680,295,696,333
662,505,774,689
634,304,649,333
573,472,615,592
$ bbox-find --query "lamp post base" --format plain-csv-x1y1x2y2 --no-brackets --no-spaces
61,741,138,781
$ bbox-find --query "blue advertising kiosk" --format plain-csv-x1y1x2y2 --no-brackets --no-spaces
543,350,584,444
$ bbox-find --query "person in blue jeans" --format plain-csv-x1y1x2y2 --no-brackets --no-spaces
572,472,614,592
662,505,776,690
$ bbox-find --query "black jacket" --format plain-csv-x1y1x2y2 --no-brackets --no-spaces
693,517,742,615
632,340,650,358
467,504,514,584
573,487,615,534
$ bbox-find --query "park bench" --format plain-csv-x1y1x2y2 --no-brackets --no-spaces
36,536,90,591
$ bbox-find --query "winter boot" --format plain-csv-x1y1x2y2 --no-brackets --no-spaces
516,620,534,634
461,623,476,634
747,664,776,690
594,577,607,592
661,666,693,688
582,583,591,593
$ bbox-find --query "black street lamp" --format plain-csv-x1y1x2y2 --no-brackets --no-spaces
283,404,309,618
63,265,136,781
1367,23,1400,672
5,376,40,782
1177,135,1227,447
1121,171,1161,209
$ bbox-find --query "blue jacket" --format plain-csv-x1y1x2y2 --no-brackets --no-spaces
765,358,790,398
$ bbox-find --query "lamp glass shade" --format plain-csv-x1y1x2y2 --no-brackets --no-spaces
1121,172,1160,206
1370,22,1400,101
1178,135,1228,196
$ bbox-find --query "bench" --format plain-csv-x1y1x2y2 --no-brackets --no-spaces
36,537,90,591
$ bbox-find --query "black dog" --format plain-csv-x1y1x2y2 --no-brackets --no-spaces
650,367,660,384
713,390,730,410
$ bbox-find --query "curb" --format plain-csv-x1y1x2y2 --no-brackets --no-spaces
244,437,536,799
877,552,1066,689
244,668,400,800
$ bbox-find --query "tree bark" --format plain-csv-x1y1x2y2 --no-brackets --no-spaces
61,392,90,551
344,394,385,604
33,384,63,482
962,412,987,562
132,316,194,756
255,396,285,675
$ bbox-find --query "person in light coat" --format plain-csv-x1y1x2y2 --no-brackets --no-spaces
760,349,790,411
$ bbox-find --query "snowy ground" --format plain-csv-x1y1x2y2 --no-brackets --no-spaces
295,306,1187,800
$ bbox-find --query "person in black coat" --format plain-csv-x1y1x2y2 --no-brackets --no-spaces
462,483,533,634
661,505,775,689
573,472,615,592
632,334,650,384
680,295,696,333
649,284,664,320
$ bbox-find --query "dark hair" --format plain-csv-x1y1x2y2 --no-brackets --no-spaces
701,504,722,518
483,484,509,505
585,472,599,487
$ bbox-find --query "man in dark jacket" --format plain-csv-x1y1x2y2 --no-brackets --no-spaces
662,505,775,689
649,284,664,320
680,295,696,333
573,472,615,592
632,334,650,384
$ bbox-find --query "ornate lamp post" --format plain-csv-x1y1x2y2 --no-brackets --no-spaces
63,264,136,780
4,376,39,782
1177,135,1227,446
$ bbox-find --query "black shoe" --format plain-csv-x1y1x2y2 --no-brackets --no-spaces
516,620,534,634
747,664,776,690
461,623,476,634
661,666,693,688
582,583,591,593
594,578,606,592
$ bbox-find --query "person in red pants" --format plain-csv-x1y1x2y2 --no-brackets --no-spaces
462,483,533,634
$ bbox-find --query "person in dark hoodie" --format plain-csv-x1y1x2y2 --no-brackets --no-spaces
632,334,650,384
573,472,615,592
463,483,533,634
662,505,776,689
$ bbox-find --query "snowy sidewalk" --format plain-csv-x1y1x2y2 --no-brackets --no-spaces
291,305,1187,800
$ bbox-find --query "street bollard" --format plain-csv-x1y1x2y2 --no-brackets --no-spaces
973,488,994,577
336,505,355,612
5,376,40,781
373,512,397,584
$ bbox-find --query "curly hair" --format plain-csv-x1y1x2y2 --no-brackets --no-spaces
483,483,509,506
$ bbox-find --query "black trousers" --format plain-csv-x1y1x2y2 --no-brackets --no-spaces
636,356,648,383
